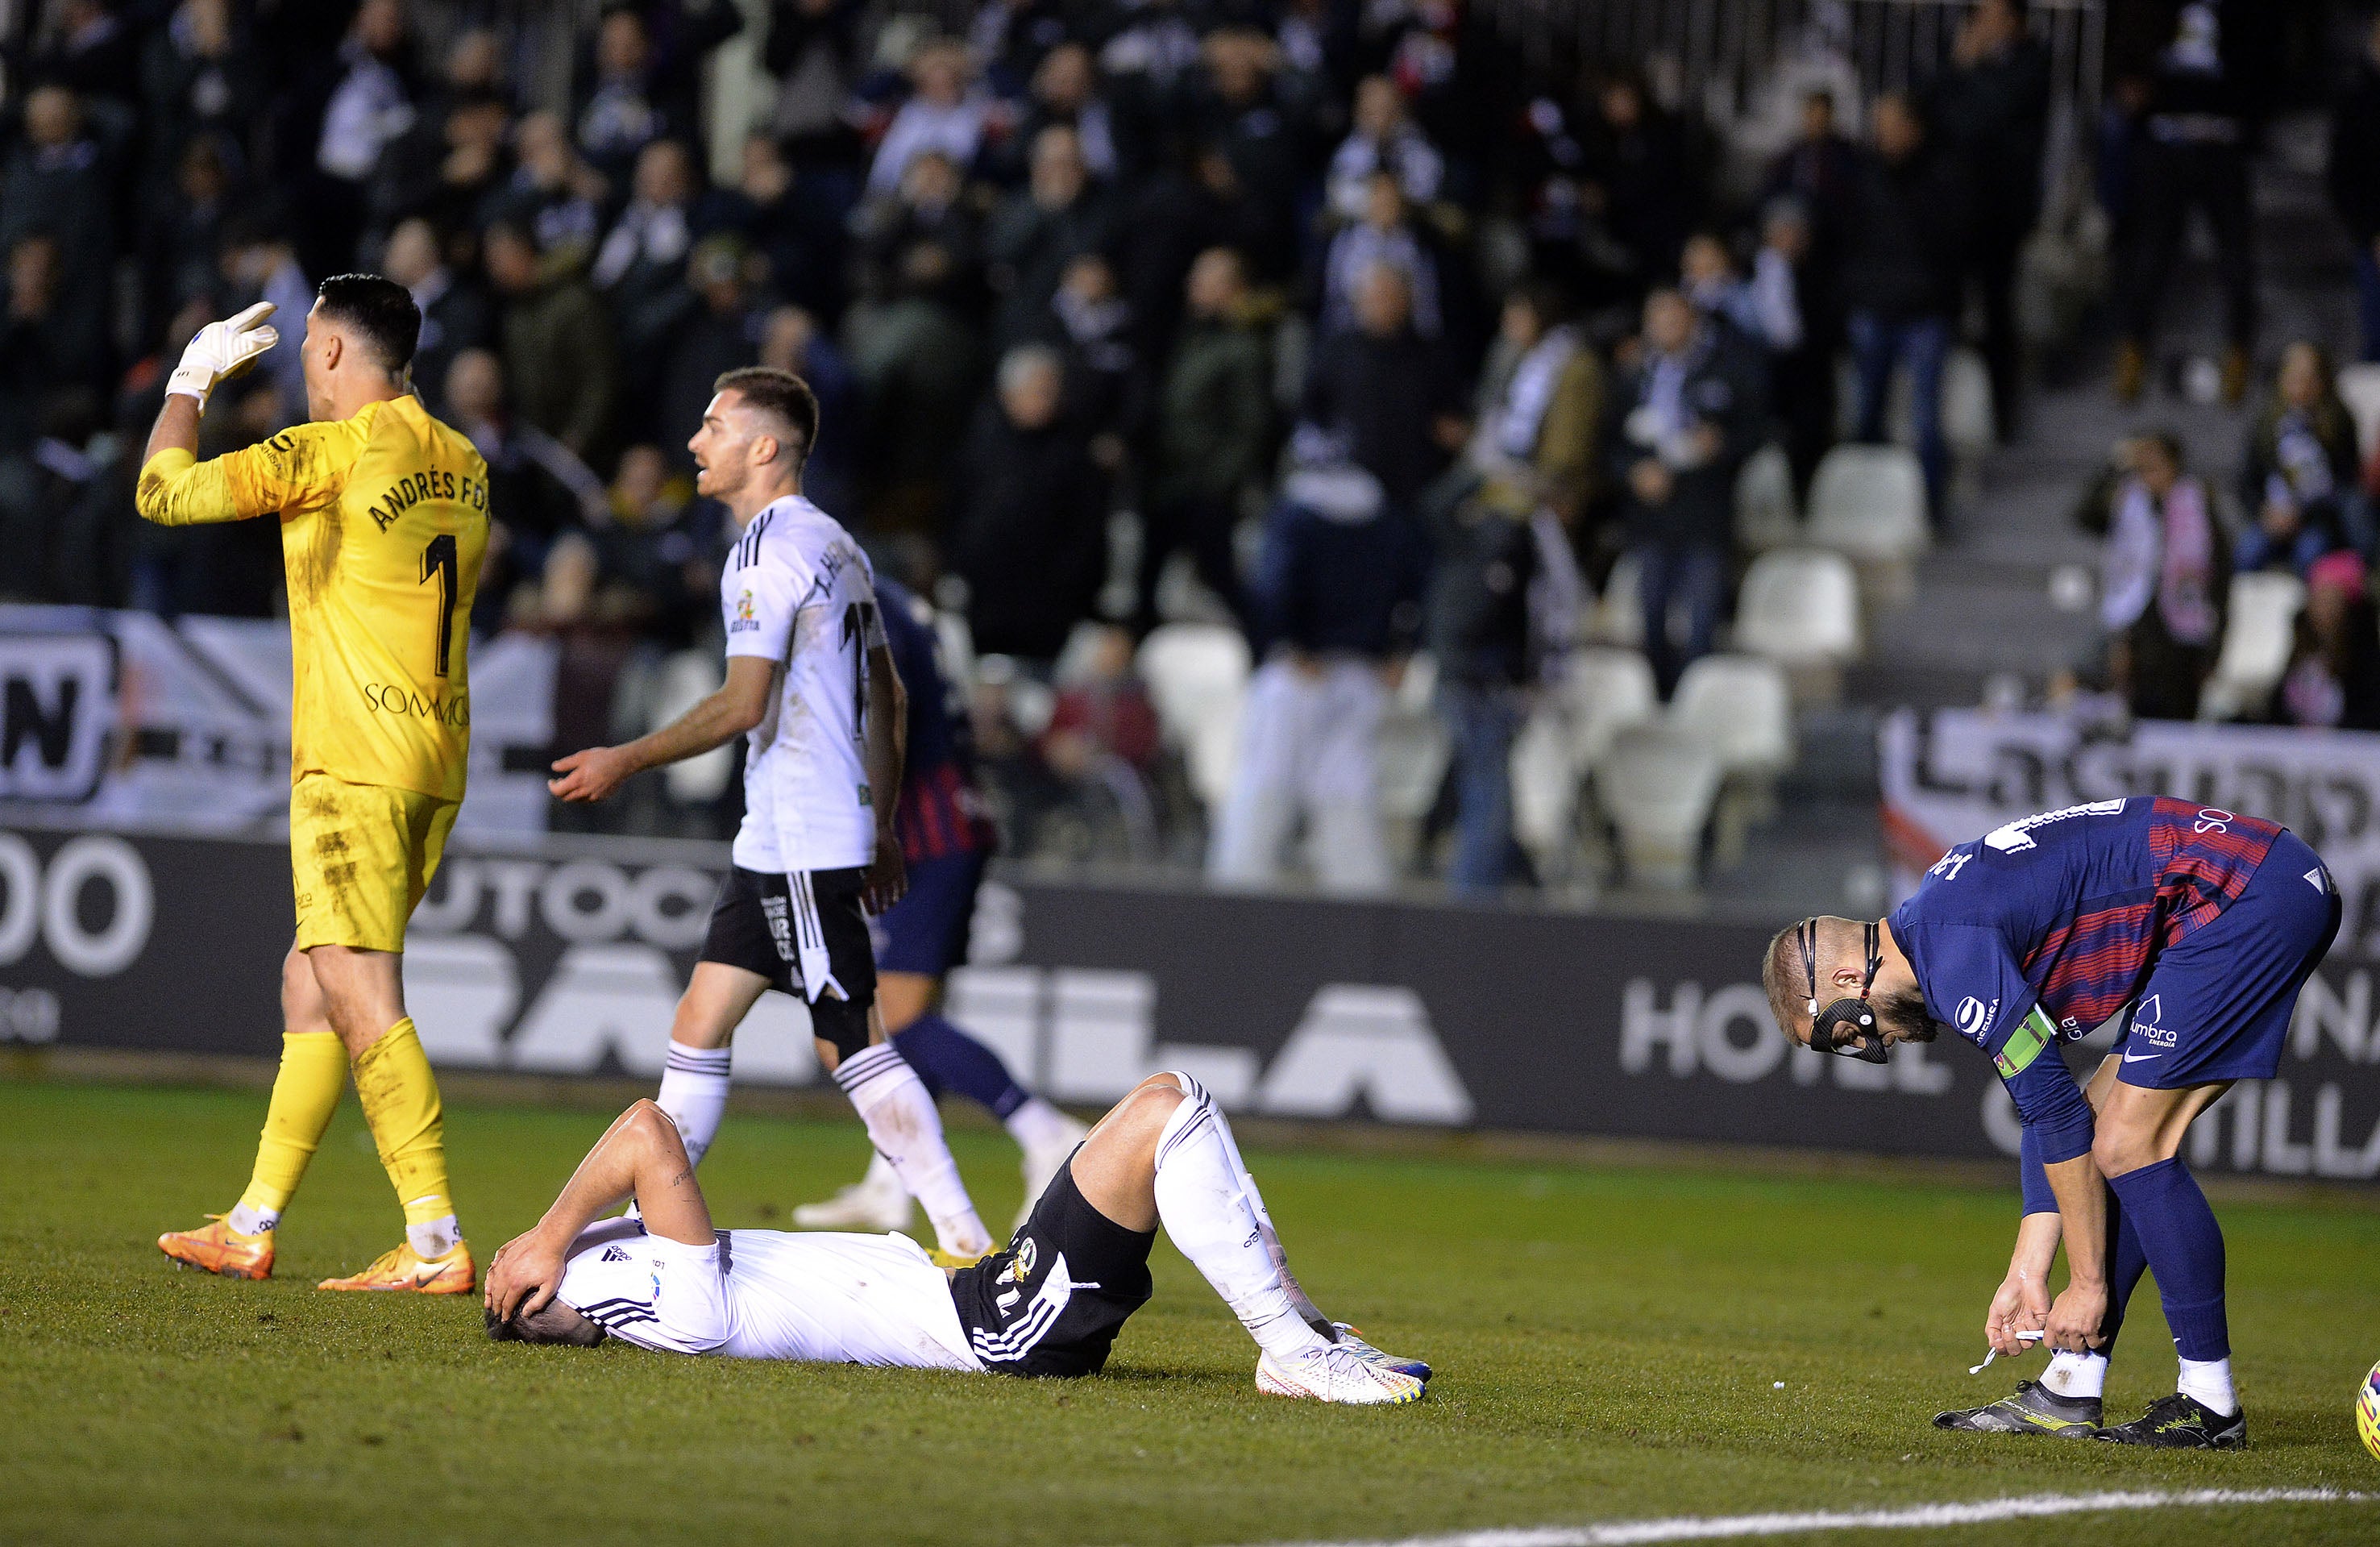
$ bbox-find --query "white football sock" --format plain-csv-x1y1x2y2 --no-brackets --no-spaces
226,1202,276,1237
2178,1354,2237,1416
407,1213,460,1259
858,1150,905,1195
1151,1079,1328,1363
1176,1071,1332,1337
2041,1349,2108,1399
834,1043,991,1256
655,1042,733,1167
1004,1096,1080,1154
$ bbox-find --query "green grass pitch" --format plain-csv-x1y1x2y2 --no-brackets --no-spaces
2,1077,2378,1546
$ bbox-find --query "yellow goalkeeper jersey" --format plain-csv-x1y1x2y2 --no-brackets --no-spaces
136,394,490,801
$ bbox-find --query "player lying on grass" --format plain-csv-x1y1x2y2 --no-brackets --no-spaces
481,1073,1431,1404
1766,796,2340,1449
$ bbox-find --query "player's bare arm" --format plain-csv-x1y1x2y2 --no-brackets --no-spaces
549,655,776,802
485,1100,713,1322
862,641,908,913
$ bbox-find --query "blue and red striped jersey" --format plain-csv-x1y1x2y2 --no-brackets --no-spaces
1888,796,2280,1061
876,576,997,863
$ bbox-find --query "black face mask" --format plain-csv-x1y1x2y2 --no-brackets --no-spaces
1797,917,1888,1064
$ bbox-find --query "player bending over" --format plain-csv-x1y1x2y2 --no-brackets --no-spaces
143,280,488,1292
483,1075,1430,1404
549,368,993,1260
1765,796,2338,1448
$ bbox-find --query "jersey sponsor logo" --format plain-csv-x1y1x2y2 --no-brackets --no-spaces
2130,994,2177,1048
2194,807,2235,834
359,682,471,726
758,892,795,963
365,467,474,533
1983,799,2127,855
1956,996,1996,1040
729,588,759,633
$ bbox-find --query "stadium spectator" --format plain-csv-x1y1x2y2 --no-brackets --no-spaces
846,232,983,535
1140,246,1269,631
998,42,1119,187
1460,278,1601,526
2115,2,2256,406
1044,252,1144,467
368,26,516,241
595,138,712,423
137,0,259,185
307,0,417,277
2328,14,2380,363
442,346,605,632
1922,0,2050,439
1680,231,1796,367
1319,171,1442,338
1580,72,1701,301
1297,263,1466,517
585,443,723,652
1607,288,1764,698
2275,551,2380,730
382,217,492,420
35,0,141,110
1215,459,1427,893
1196,28,1308,281
1842,92,1968,521
490,109,607,264
575,4,690,188
1115,135,1269,364
657,237,770,468
1039,624,1165,855
2075,431,2228,722
727,132,847,324
760,0,866,166
484,219,618,462
1327,76,1443,226
2234,342,2365,576
852,148,982,308
985,125,1111,347
867,39,991,199
215,218,314,425
756,304,858,522
1751,199,1833,492
1,85,119,397
137,135,239,350
949,345,1107,664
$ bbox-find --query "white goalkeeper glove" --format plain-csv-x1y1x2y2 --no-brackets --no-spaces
166,301,280,408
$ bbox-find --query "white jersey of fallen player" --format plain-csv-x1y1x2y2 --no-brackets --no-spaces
555,1218,981,1370
721,494,888,875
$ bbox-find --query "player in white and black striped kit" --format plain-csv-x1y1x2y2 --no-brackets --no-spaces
550,367,992,1260
484,1074,1433,1404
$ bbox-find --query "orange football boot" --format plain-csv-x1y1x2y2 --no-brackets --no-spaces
317,1240,476,1294
159,1216,275,1280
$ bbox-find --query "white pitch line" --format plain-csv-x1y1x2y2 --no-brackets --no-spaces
1240,1487,2379,1547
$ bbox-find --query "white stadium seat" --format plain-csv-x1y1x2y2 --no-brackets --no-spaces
1885,347,1996,464
1376,652,1452,825
1594,551,1643,647
1669,654,1795,783
1510,647,1659,880
1596,724,1724,888
1733,548,1862,670
652,648,734,803
2339,363,2380,458
1137,623,1251,810
1734,442,1800,553
1807,444,1929,561
2198,571,2306,722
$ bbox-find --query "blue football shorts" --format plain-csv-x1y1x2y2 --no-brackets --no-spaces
867,849,988,978
2117,829,2343,1089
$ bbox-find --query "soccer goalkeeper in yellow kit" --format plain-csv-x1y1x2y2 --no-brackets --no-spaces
140,277,488,1293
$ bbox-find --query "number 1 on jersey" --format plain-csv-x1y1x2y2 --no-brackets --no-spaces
839,601,874,734
420,533,459,678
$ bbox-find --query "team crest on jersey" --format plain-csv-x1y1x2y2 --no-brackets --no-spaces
1009,1237,1038,1283
730,588,759,632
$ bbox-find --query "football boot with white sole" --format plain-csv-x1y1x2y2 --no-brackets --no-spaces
1331,1323,1431,1383
792,1168,914,1231
1933,1380,2102,1436
1256,1343,1426,1404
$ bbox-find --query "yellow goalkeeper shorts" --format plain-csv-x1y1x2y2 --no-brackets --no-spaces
289,771,459,954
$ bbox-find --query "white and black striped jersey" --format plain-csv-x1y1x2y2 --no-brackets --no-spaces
721,495,889,875
555,1218,980,1370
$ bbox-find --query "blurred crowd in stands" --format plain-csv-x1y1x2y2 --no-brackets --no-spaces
0,0,2364,893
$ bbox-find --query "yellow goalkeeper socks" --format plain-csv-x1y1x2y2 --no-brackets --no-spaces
351,1018,461,1255
231,1030,348,1233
